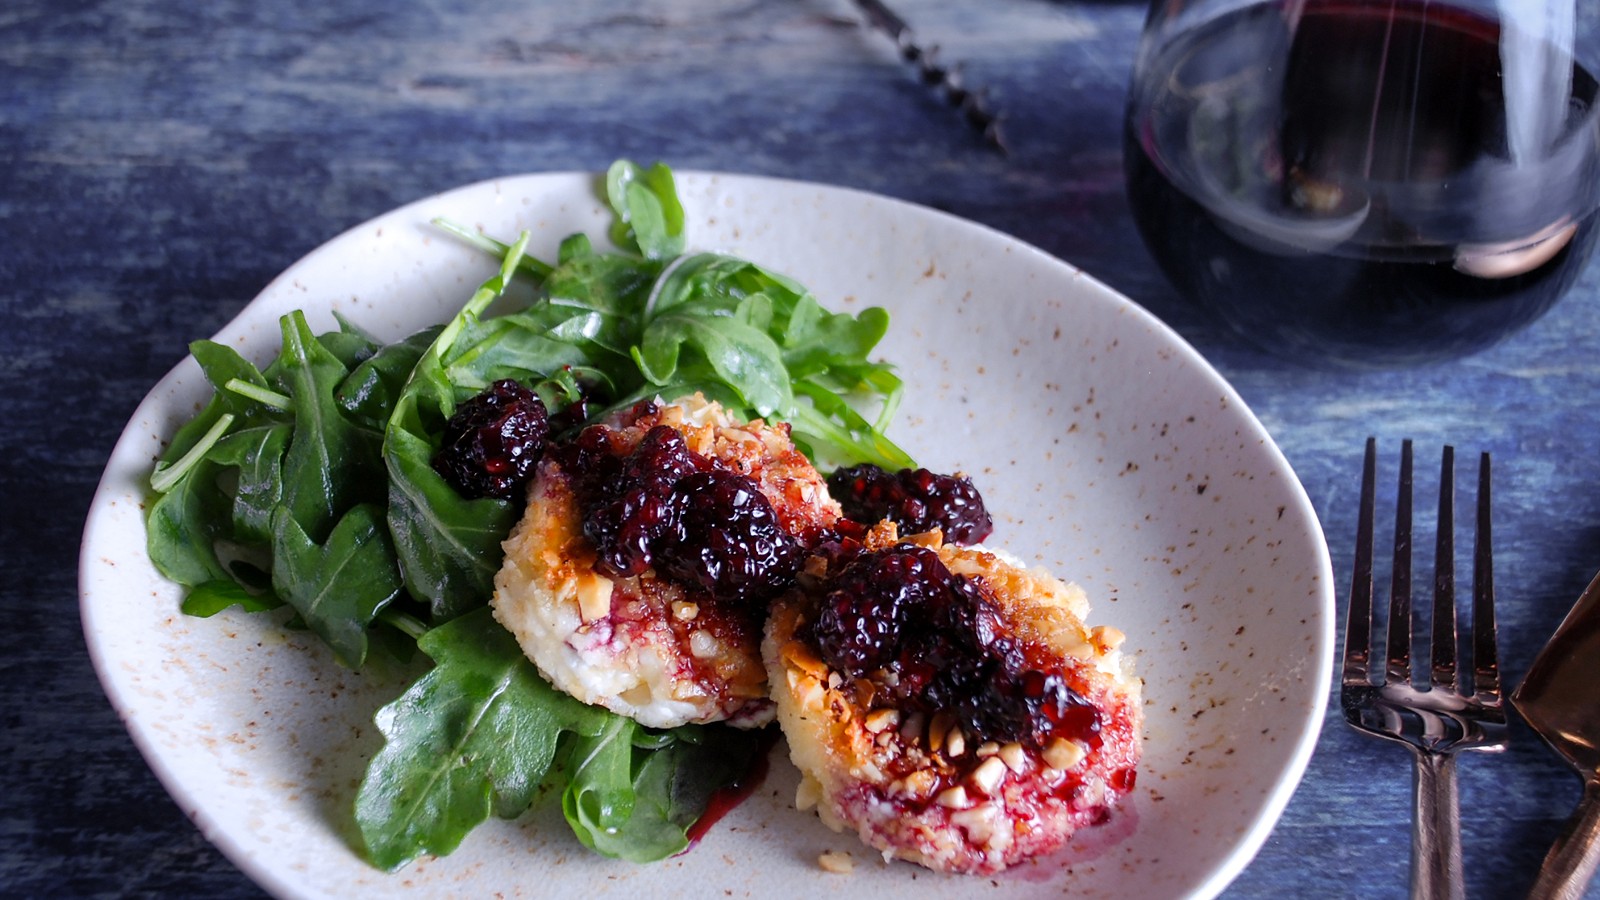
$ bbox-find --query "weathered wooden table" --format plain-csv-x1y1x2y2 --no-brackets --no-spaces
6,0,1598,896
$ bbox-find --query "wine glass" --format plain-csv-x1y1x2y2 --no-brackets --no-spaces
1123,0,1600,368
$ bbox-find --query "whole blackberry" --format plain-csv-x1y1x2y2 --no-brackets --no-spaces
828,464,994,544
431,380,550,500
810,544,952,674
913,574,1014,709
657,470,802,607
622,426,700,492
582,426,699,578
585,483,683,578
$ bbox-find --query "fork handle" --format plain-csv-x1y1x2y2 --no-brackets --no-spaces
1412,750,1465,900
1525,777,1600,900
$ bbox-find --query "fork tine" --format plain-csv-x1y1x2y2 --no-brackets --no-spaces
1472,451,1502,702
1431,446,1458,690
1344,437,1379,687
1385,439,1415,686
1339,442,1508,900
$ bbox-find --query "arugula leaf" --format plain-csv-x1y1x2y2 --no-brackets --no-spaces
179,578,284,617
541,251,662,358
558,232,592,264
606,159,685,259
429,217,554,282
336,326,442,432
438,305,602,394
383,425,517,620
207,423,291,545
191,340,275,412
779,296,894,380
433,183,910,468
270,502,402,667
383,236,532,619
644,252,776,316
356,611,767,870
143,342,276,589
564,722,765,862
356,608,608,871
274,311,384,542
147,340,275,496
562,717,638,838
633,305,794,418
146,457,234,586
789,378,914,471
317,318,383,372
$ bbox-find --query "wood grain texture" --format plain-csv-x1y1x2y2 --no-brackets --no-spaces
4,0,1598,896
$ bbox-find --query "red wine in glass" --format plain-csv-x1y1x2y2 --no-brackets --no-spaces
1124,0,1600,368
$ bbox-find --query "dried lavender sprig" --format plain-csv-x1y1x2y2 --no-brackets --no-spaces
851,0,1008,153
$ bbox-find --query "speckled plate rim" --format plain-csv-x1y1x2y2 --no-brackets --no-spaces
80,169,1335,900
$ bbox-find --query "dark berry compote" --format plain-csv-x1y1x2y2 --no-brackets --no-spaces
827,464,993,545
551,407,807,616
432,379,550,499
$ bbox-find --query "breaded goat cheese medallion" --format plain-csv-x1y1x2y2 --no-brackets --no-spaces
491,393,840,729
763,523,1143,874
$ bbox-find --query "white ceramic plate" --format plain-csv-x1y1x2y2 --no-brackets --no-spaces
80,171,1333,900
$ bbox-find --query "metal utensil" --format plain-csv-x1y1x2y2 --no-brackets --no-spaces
1341,438,1509,900
1512,570,1600,900
850,0,1008,152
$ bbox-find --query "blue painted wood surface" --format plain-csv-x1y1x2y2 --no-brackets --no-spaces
4,0,1598,896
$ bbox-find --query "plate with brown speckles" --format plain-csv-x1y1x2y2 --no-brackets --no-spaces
79,170,1334,899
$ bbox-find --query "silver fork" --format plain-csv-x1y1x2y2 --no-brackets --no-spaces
1342,437,1509,900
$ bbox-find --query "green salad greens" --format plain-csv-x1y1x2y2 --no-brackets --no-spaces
143,160,912,870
